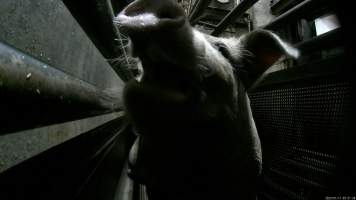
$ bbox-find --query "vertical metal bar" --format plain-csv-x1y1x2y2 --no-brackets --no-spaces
211,0,259,36
187,0,193,15
63,0,135,81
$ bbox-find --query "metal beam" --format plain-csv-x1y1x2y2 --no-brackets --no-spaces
189,0,213,25
263,0,327,30
295,28,342,53
248,55,347,92
270,0,303,15
62,0,135,81
0,42,122,134
197,21,218,29
211,0,258,36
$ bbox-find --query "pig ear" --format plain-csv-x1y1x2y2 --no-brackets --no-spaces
238,29,299,87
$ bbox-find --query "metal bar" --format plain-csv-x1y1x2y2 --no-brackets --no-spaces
188,0,198,16
258,192,277,200
76,119,135,200
279,157,333,176
269,167,327,188
63,0,135,81
211,0,259,36
0,42,122,134
295,28,343,53
0,117,135,200
248,55,347,92
197,21,218,28
270,0,301,15
189,0,212,25
263,0,326,30
187,0,193,15
263,176,302,199
75,141,117,197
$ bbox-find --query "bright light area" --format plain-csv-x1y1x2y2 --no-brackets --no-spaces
315,14,340,36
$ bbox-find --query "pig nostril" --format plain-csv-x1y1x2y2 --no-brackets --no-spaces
114,12,160,31
127,168,134,178
124,4,144,17
158,8,185,20
127,167,136,179
127,167,146,184
158,13,175,19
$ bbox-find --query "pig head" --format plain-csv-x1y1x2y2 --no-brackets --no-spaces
114,0,298,199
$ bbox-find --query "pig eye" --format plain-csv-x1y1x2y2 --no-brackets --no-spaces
215,43,230,59
215,42,249,78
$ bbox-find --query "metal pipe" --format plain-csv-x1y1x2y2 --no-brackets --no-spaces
211,0,259,36
0,42,123,134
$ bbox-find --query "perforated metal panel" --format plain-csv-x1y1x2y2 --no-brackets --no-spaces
249,79,351,200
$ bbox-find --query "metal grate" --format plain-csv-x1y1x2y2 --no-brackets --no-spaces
249,80,351,200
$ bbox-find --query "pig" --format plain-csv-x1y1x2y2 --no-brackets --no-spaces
114,0,299,199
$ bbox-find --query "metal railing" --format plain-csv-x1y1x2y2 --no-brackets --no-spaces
0,42,122,134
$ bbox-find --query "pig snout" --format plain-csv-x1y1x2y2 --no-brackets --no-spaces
114,0,186,34
113,0,197,71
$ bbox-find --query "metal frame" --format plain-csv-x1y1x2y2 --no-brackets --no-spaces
0,117,136,200
248,55,347,92
189,0,213,25
270,0,304,15
62,0,135,81
211,0,258,36
295,28,342,53
263,0,327,30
